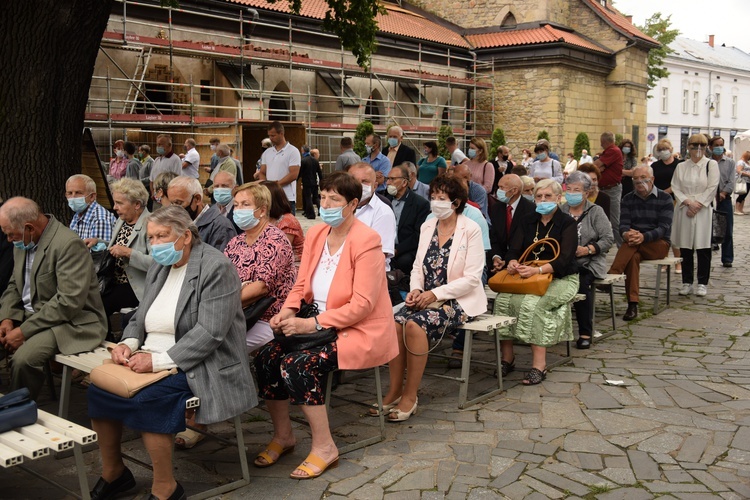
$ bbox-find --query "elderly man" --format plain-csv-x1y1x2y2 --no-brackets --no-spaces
65,174,116,243
488,173,535,273
385,163,430,274
168,176,237,252
449,162,489,222
580,149,593,165
709,136,734,267
405,162,430,200
205,137,221,174
0,197,107,399
606,166,673,321
259,121,301,213
363,134,391,192
208,144,238,185
383,125,417,170
349,163,396,270
594,131,624,245
180,138,200,178
149,134,182,204
0,198,12,298
212,170,241,233
335,137,360,171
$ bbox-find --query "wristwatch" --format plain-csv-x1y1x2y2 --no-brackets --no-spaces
587,246,594,255
314,316,324,331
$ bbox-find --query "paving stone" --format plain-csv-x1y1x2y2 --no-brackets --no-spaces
524,468,590,496
578,382,623,409
350,483,386,500
729,426,750,452
421,493,445,500
515,452,547,463
384,491,421,500
676,435,709,463
600,467,637,485
540,400,589,429
688,470,730,492
387,469,435,492
596,487,654,500
585,409,662,436
466,488,502,499
637,432,684,454
628,449,662,480
436,460,457,492
495,439,534,453
498,482,532,499
607,430,660,448
563,431,626,456
644,480,710,493
577,452,604,470
605,456,631,469
664,469,694,483
520,476,565,498
488,462,526,489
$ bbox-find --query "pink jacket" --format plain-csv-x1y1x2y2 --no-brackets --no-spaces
410,215,487,317
109,156,128,179
283,219,398,370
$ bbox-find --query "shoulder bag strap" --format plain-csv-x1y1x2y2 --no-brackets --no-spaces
518,237,560,266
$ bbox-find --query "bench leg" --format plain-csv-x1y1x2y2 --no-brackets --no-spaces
373,366,385,441
653,265,663,314
666,266,672,307
609,285,616,331
58,365,73,419
75,443,91,500
591,286,597,336
493,331,503,393
457,331,473,409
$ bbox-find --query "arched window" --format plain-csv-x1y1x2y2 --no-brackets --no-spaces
365,89,384,124
268,81,294,121
501,13,517,28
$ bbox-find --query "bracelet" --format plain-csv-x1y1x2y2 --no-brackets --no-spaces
538,267,542,275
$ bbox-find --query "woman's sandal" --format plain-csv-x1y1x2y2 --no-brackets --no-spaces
175,428,205,449
290,453,339,479
368,396,401,417
387,398,418,422
254,441,295,468
522,368,547,386
501,359,515,377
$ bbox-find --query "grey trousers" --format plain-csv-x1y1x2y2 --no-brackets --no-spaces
10,330,58,400
602,183,623,246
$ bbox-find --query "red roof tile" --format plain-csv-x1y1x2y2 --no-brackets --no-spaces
583,0,659,46
466,25,610,54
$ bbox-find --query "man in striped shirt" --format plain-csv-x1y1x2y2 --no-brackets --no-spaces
65,174,116,244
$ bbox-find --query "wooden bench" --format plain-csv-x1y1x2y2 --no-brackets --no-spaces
54,344,248,500
1,394,97,500
592,273,626,337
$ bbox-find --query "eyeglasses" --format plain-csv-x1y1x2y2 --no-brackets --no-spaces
386,177,406,182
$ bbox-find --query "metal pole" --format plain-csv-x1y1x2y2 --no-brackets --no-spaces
107,68,113,159
288,18,293,120
240,10,245,121
122,0,127,43
168,6,174,109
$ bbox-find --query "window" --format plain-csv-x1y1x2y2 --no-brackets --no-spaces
714,93,721,117
661,88,668,113
682,90,689,114
693,91,699,115
200,79,211,102
732,95,738,119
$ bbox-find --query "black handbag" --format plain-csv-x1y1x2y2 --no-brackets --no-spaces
712,210,728,244
94,249,117,295
0,388,38,433
243,295,276,330
274,300,337,353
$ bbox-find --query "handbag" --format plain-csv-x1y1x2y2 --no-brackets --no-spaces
487,237,558,295
94,250,117,295
0,388,38,433
274,300,337,353
90,357,177,398
712,210,728,244
243,295,276,330
735,178,747,195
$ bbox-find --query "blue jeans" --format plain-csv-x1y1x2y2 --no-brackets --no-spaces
717,196,733,264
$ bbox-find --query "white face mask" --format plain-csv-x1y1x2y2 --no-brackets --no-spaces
386,184,399,197
361,184,373,201
657,150,672,161
430,199,454,220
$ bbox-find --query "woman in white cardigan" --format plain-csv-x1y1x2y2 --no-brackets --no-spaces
671,134,720,297
381,175,486,422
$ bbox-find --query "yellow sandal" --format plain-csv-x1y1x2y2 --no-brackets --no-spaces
254,441,295,468
290,453,339,479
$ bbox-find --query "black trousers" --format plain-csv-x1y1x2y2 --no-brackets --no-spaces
301,183,319,218
680,248,711,285
102,282,139,340
573,268,596,337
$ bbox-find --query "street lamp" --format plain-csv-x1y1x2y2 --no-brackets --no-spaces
706,94,717,112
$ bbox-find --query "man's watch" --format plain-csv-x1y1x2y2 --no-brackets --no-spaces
587,246,594,255
314,316,324,331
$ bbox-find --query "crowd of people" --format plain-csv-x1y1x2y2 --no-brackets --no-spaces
0,123,743,499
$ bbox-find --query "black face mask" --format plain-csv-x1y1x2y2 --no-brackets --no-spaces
502,155,509,161
184,198,199,220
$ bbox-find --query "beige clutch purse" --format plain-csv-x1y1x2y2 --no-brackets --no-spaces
90,358,177,398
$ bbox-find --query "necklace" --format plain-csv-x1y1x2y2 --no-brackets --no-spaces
532,221,554,260
437,221,455,236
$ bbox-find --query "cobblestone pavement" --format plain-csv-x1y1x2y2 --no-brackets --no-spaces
3,214,750,499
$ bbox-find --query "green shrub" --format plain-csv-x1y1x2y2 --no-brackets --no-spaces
573,132,590,160
438,125,453,162
354,121,374,158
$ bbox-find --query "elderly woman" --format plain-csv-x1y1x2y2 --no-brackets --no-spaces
255,172,397,479
651,139,683,272
619,138,638,196
152,171,178,208
529,141,564,184
466,137,494,193
736,151,750,215
85,178,153,335
224,183,296,353
520,175,535,201
382,175,486,421
561,172,614,349
260,180,305,262
577,163,611,219
109,139,128,180
87,206,257,500
417,141,447,184
671,134,720,297
494,179,579,384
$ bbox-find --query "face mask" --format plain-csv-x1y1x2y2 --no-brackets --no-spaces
430,200,454,220
210,144,217,151
233,208,260,231
634,180,650,189
68,197,89,213
565,192,584,206
535,201,558,215
713,146,725,156
689,147,705,161
657,150,672,161
12,227,35,251
361,184,373,201
156,146,166,155
386,184,399,197
523,153,528,158
365,145,373,155
467,148,477,159
151,236,184,266
536,152,548,161
387,138,399,148
502,155,509,161
115,150,124,158
496,189,510,203
622,147,631,155
320,205,347,227
523,193,534,201
214,188,233,206
91,242,108,252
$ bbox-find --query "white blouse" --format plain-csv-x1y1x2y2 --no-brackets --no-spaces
311,240,345,313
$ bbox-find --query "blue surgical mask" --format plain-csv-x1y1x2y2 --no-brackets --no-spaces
468,148,477,159
68,197,89,214
535,201,558,215
523,194,535,201
712,146,725,156
91,242,108,252
387,137,399,148
213,188,233,206
156,146,166,155
320,205,347,227
233,208,260,231
365,145,373,155
622,147,631,155
12,227,35,251
536,152,548,161
496,189,510,203
565,192,584,206
151,236,184,266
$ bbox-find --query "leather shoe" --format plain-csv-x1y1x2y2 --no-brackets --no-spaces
576,337,591,349
723,262,732,268
148,482,186,500
623,303,638,321
90,467,136,500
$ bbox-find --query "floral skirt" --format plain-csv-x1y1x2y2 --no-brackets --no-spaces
395,299,468,340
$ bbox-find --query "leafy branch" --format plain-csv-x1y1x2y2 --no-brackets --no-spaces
637,13,680,91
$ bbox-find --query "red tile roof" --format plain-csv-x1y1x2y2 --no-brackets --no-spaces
583,0,659,46
466,25,610,54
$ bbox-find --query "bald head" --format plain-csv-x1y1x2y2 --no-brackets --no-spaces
498,174,523,203
0,197,48,244
349,163,376,186
451,163,472,183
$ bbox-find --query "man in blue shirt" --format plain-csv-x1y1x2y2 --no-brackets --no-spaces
65,174,116,245
363,134,390,192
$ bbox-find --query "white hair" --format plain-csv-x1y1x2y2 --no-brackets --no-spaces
168,176,203,198
389,125,403,137
66,174,97,195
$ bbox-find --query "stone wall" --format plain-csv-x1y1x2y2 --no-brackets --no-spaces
407,0,574,29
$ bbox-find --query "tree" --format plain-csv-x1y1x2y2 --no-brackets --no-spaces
354,121,374,158
537,130,550,142
489,128,506,156
637,13,680,92
573,133,590,161
615,133,624,146
437,125,453,162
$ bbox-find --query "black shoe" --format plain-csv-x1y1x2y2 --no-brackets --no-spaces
576,337,591,349
723,262,733,268
712,244,720,251
90,467,136,500
623,303,638,321
148,482,186,500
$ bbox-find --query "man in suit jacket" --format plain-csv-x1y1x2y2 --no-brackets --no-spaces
488,174,536,274
386,164,431,274
0,197,107,399
383,125,417,173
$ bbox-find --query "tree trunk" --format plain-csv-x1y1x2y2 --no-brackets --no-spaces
0,0,114,219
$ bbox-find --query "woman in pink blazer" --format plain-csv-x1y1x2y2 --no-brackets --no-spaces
384,175,486,422
254,172,398,480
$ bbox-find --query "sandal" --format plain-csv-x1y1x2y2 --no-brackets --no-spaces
368,396,401,417
522,368,547,386
501,358,515,377
175,428,205,449
290,453,339,480
254,441,295,468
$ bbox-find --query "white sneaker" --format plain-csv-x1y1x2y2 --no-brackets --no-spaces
696,284,707,297
679,283,693,296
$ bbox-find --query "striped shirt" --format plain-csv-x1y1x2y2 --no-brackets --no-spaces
69,201,116,243
619,186,674,244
